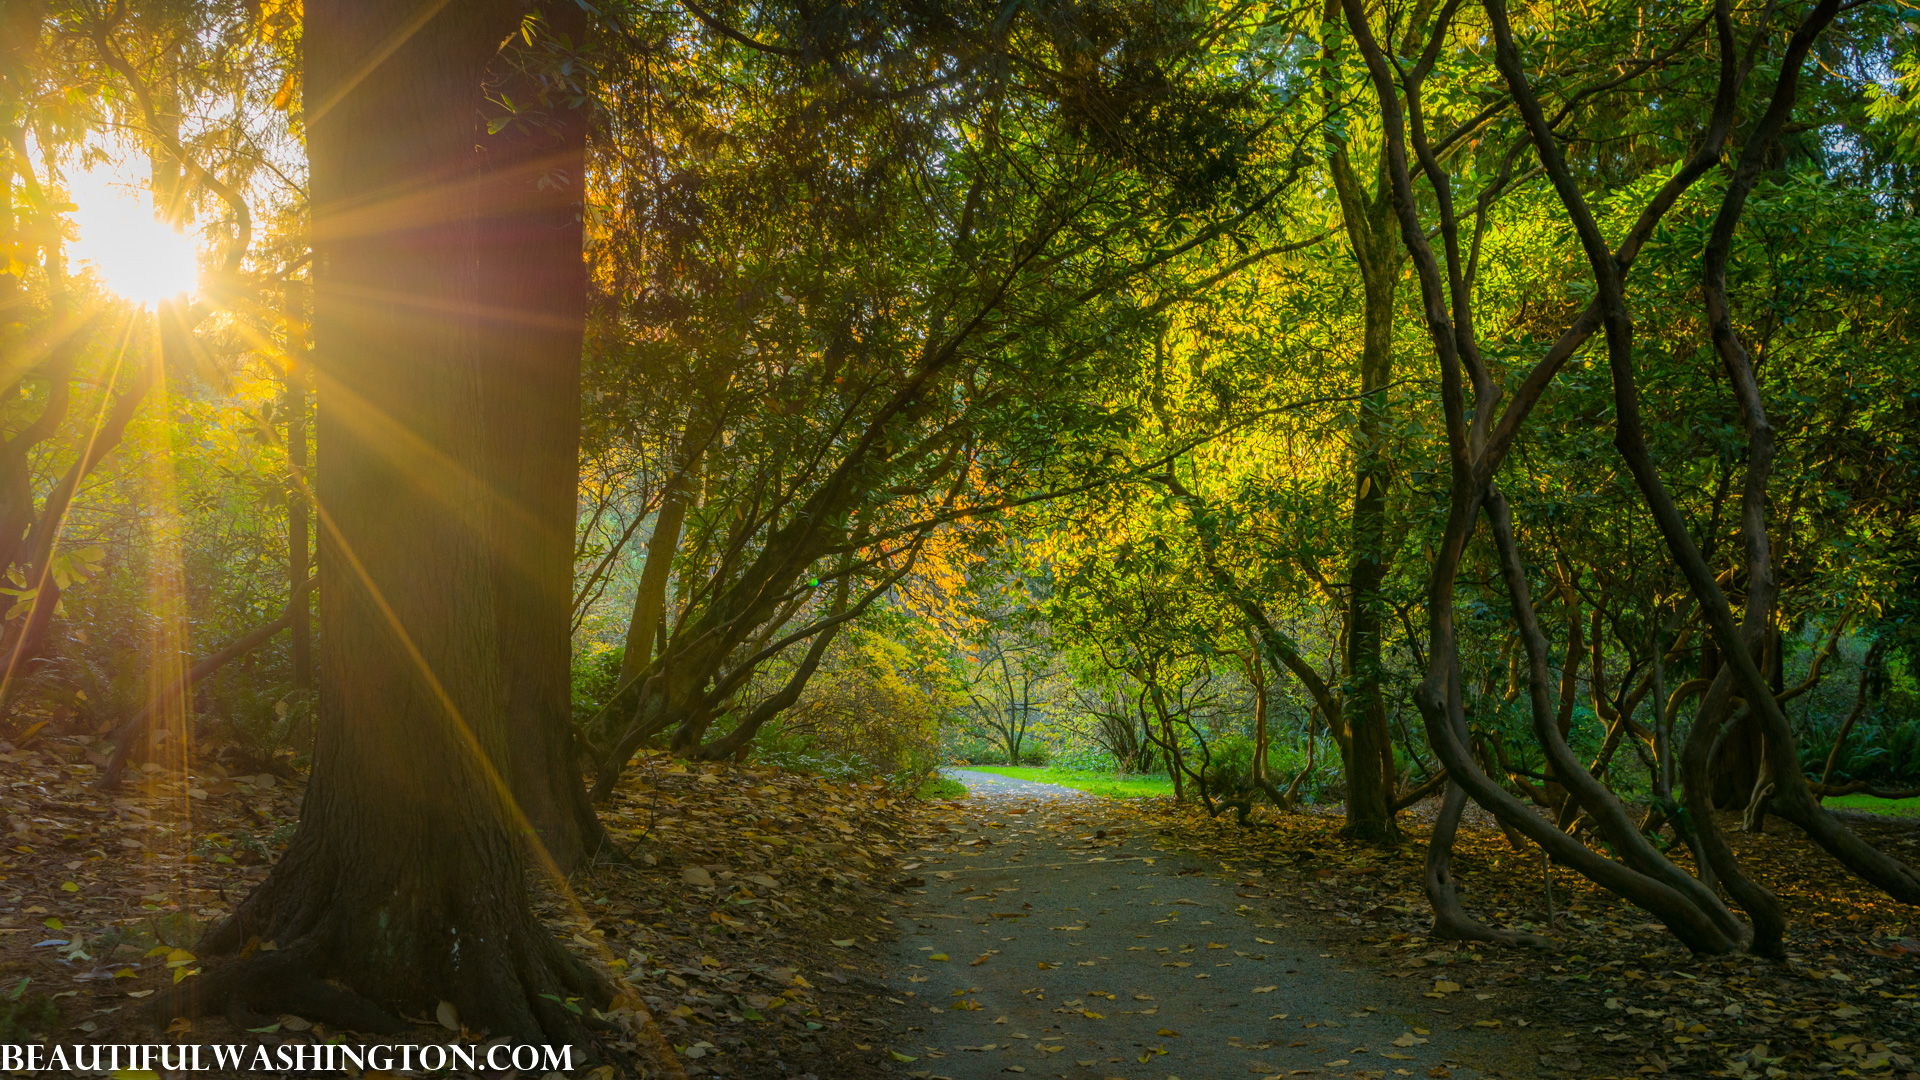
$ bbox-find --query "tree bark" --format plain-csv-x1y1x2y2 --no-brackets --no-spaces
472,0,611,874
619,453,696,687
1320,15,1405,843
1338,220,1402,843
173,1,607,1042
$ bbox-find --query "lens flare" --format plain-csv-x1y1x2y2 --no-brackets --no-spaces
68,168,200,308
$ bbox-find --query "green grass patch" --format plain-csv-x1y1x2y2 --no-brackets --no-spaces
917,774,969,800
1823,793,1920,818
963,765,1175,799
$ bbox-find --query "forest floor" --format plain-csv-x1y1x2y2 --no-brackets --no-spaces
0,735,933,1078
882,772,1533,1080
888,774,1920,1080
3,730,1920,1080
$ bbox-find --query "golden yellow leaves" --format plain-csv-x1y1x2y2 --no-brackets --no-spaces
151,946,197,983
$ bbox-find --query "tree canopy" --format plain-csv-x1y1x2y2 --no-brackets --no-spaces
3,0,1920,1056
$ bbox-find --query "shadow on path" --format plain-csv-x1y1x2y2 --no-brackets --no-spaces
879,773,1529,1080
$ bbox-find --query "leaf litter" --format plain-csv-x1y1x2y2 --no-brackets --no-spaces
0,733,939,1078
7,723,1920,1080
1122,795,1920,1079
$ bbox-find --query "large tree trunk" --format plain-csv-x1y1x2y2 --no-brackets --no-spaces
473,0,610,875
172,1,606,1043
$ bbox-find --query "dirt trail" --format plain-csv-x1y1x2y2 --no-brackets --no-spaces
881,776,1535,1080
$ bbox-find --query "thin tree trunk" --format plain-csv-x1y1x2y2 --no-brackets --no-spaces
284,283,312,694
619,455,696,686
1817,640,1885,799
1321,0,1407,844
1425,779,1553,948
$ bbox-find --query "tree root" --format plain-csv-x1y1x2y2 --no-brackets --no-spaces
155,923,613,1052
1424,781,1556,950
149,943,407,1034
175,833,616,1049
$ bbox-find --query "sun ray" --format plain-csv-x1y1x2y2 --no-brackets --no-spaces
0,309,139,704
135,307,195,927
305,498,589,899
221,312,555,580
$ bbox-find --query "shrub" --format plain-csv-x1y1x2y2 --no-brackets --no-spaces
1051,744,1121,771
0,978,57,1043
749,719,878,786
205,688,315,768
918,774,968,799
744,632,949,791
570,643,627,728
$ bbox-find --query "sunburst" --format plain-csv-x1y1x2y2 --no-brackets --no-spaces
68,166,200,308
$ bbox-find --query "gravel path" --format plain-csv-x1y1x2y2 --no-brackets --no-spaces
942,769,1097,800
880,774,1525,1080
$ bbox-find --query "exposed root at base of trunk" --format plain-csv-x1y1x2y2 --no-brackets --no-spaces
1425,781,1558,950
1339,817,1403,845
1428,904,1558,950
152,927,613,1051
173,827,617,1049
148,944,408,1034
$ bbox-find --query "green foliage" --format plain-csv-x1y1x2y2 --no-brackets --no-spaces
916,774,968,800
204,688,313,768
1823,793,1920,819
570,642,627,728
747,720,881,788
967,766,1175,800
0,977,57,1044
